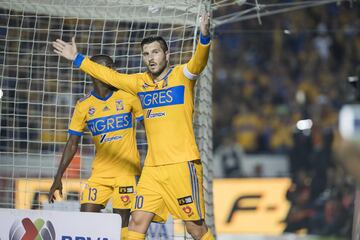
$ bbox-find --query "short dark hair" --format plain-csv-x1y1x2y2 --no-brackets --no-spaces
90,54,114,68
141,36,168,52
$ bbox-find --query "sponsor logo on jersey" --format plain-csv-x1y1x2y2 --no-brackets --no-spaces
115,100,124,111
146,109,166,119
119,186,134,194
178,196,193,206
137,85,185,109
99,134,122,143
88,107,96,116
87,112,132,136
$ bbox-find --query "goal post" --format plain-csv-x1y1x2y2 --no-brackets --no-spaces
0,0,215,236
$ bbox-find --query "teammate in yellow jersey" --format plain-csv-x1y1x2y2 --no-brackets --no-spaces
48,55,144,239
53,12,214,240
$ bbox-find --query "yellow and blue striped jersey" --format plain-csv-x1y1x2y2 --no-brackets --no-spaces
69,90,143,177
74,37,211,166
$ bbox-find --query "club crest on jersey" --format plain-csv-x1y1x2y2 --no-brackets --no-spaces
178,196,193,206
146,109,166,119
88,107,96,116
115,100,124,111
119,186,134,194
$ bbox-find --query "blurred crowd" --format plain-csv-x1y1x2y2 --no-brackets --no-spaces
213,2,359,237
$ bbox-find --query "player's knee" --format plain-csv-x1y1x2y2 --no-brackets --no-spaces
185,220,208,240
129,212,144,226
128,210,154,233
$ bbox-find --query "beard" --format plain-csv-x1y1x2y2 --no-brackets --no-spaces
147,61,167,77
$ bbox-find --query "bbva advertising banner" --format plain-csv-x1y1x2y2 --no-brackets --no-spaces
0,209,121,240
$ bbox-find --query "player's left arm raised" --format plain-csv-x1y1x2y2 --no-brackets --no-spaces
183,11,211,80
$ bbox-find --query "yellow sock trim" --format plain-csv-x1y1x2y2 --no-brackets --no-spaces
200,229,215,240
127,230,145,240
121,227,128,240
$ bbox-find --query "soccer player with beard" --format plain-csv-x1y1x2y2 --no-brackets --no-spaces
52,12,214,240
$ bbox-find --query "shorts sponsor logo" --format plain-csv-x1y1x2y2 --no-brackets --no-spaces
146,109,166,119
121,195,130,204
182,206,194,217
119,186,134,194
177,196,193,206
10,218,56,240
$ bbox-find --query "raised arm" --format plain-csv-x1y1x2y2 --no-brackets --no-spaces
183,12,211,80
53,37,138,95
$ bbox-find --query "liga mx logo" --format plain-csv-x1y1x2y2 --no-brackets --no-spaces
9,218,55,240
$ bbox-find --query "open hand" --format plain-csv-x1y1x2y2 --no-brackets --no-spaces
52,37,78,61
199,11,210,37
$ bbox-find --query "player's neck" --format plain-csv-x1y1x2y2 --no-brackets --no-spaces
93,86,113,99
151,66,170,83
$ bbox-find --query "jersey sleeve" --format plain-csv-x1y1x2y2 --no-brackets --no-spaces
182,34,211,81
75,55,139,95
68,102,86,136
131,96,144,121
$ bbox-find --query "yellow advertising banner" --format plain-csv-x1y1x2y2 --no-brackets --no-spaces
16,177,291,235
15,178,82,209
213,178,291,234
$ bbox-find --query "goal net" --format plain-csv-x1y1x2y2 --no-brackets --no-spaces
0,0,214,237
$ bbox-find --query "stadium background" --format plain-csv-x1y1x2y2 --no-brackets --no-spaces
0,0,359,239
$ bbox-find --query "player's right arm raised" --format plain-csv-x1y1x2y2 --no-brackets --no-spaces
183,11,211,80
52,37,138,95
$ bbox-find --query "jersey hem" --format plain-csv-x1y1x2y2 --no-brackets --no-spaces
143,158,200,167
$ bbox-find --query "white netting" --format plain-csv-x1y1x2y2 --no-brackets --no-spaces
0,0,214,237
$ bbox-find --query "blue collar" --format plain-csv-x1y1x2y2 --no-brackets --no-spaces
162,68,173,80
91,90,113,101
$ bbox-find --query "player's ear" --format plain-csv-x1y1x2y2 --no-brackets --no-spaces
165,50,170,62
